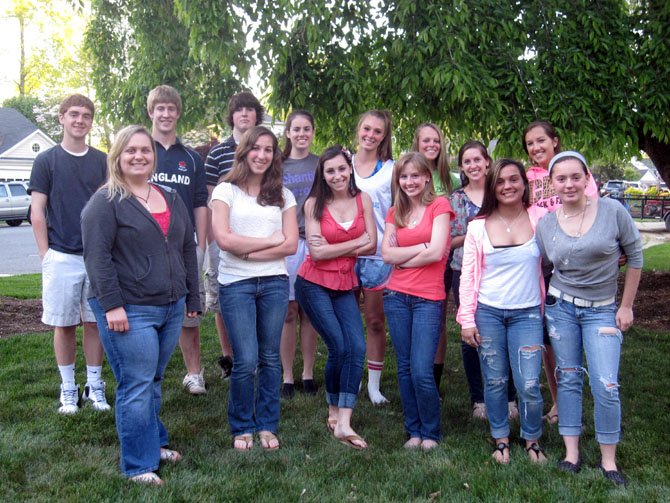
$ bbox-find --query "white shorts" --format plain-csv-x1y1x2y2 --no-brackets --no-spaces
183,246,206,328
204,240,221,313
41,248,96,326
286,238,308,301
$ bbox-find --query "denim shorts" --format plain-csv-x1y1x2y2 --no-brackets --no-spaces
355,257,393,290
286,239,308,301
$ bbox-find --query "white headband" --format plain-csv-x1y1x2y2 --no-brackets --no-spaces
548,150,588,175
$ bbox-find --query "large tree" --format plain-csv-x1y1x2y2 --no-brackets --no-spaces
85,0,246,130
86,0,670,183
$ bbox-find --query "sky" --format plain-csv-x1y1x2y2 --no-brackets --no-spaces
0,1,89,104
0,15,21,101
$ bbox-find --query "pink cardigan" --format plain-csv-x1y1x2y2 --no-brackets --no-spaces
456,206,547,329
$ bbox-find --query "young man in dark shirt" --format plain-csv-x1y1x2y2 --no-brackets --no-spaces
148,85,208,394
29,94,110,414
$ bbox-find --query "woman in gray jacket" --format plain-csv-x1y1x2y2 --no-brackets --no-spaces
82,125,199,486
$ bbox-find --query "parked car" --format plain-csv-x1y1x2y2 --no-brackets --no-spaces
600,179,626,198
0,181,31,226
625,180,642,190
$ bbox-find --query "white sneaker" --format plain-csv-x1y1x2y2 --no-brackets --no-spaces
83,381,111,411
472,402,487,420
183,369,207,395
58,383,80,414
508,401,519,420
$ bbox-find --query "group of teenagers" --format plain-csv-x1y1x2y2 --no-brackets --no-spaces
30,88,642,487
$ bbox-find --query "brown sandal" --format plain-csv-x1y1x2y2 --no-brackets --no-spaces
258,431,280,451
232,434,253,451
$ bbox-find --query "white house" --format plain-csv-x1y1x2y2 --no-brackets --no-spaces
0,108,56,181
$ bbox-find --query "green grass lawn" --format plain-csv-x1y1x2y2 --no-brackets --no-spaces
0,273,41,298
1,316,669,501
642,242,670,272
1,260,669,501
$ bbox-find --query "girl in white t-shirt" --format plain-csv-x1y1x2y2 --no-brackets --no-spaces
351,109,395,405
211,126,298,452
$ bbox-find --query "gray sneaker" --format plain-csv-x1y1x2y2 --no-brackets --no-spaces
83,381,111,411
183,369,207,395
58,383,80,414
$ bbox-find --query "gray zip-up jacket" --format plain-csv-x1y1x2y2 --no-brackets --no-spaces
81,184,200,313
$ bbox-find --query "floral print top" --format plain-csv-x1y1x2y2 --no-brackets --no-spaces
449,187,481,271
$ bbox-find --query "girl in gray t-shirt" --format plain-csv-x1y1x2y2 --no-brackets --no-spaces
536,151,642,487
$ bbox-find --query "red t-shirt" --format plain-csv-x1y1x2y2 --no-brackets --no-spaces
385,197,454,301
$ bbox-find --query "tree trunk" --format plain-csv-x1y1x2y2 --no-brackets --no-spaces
18,15,25,96
638,124,670,185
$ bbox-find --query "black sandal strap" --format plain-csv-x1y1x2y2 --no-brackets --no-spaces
525,442,544,455
495,442,510,454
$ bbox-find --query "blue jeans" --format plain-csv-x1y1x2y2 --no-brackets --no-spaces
544,298,622,444
295,277,365,408
383,290,444,441
89,296,185,477
452,270,516,405
475,303,544,440
218,276,288,436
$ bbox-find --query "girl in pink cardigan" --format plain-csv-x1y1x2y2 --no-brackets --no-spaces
457,159,548,464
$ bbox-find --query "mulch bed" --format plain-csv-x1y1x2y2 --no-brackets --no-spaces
1,272,668,338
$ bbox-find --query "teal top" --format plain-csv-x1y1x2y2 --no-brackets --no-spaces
432,170,461,196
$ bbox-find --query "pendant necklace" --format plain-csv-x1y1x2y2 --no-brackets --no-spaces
497,209,524,233
561,199,591,219
556,204,588,265
133,184,152,210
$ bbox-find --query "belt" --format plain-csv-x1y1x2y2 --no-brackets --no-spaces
548,286,615,308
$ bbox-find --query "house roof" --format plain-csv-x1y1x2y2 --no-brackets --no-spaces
0,108,39,156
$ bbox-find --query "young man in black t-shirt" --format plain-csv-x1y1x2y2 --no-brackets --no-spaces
29,94,110,414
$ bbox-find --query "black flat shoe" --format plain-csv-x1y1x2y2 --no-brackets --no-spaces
557,459,581,473
217,355,233,379
281,382,295,399
302,379,317,395
597,462,628,487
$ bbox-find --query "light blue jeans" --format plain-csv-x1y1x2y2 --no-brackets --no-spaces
544,297,622,444
383,290,444,441
475,303,544,440
89,296,185,477
218,275,288,436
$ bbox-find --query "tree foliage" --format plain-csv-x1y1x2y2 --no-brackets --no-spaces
2,0,91,98
86,0,670,183
2,95,63,141
85,0,244,131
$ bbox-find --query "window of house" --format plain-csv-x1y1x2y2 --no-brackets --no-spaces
32,143,41,153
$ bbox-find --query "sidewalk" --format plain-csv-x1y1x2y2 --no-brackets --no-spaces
636,221,669,249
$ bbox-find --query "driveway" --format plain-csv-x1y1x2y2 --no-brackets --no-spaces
0,222,40,276
637,221,670,249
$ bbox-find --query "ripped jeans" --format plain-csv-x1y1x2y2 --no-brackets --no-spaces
544,298,622,444
475,303,544,440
